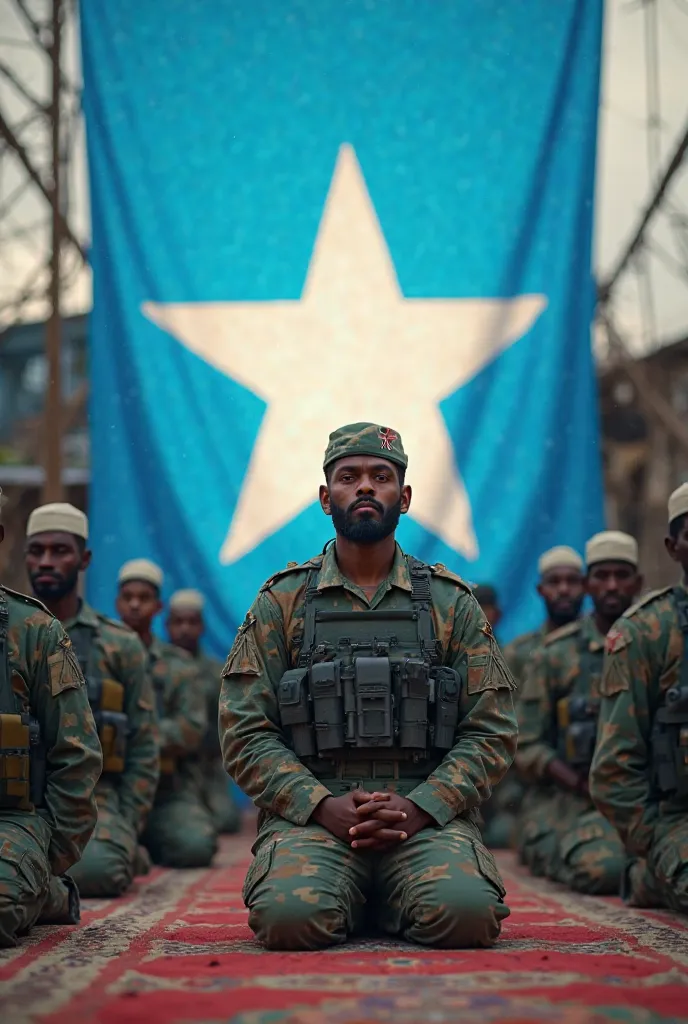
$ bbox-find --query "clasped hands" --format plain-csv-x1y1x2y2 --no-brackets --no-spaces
311,789,433,851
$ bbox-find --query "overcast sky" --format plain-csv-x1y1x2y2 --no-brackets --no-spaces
0,0,686,351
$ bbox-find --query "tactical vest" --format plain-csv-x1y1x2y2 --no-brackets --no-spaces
652,587,688,798
554,627,602,772
69,624,128,774
0,589,46,808
276,558,463,796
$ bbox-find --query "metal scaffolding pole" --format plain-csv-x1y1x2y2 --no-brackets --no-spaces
43,0,63,503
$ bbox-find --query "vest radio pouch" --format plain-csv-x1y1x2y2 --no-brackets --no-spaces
556,695,600,770
399,658,429,749
311,661,345,752
431,666,461,749
354,657,393,747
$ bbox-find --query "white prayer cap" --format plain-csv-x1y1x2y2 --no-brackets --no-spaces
537,546,583,576
169,589,204,612
668,483,688,526
585,531,638,569
118,558,163,589
27,503,88,540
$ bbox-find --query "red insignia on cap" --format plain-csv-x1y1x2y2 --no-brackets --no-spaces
379,427,398,451
606,629,624,654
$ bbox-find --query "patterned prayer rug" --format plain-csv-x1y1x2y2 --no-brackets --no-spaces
1,833,687,1023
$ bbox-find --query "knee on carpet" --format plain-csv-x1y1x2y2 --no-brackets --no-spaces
154,828,217,868
408,875,507,949
248,891,348,951
519,821,557,876
560,832,624,896
69,841,134,898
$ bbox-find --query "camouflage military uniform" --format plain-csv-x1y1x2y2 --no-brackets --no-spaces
141,639,217,868
480,627,547,849
192,650,240,834
516,615,624,894
590,584,688,913
62,604,159,897
220,543,517,950
0,587,102,946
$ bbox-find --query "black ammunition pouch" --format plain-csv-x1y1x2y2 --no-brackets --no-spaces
652,686,688,798
72,629,129,775
556,695,600,771
277,558,462,760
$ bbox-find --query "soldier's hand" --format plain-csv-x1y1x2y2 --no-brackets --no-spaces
350,792,434,849
311,791,400,845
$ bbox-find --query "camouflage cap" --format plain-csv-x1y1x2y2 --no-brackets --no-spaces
323,422,407,471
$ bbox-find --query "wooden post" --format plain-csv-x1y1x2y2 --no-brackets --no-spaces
43,0,63,503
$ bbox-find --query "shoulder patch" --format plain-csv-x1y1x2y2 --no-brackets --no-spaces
429,563,472,594
259,555,323,593
543,619,581,646
0,585,51,615
605,627,629,655
622,586,673,620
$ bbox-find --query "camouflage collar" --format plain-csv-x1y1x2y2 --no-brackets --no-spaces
62,600,100,631
316,541,412,594
582,613,607,652
148,635,165,661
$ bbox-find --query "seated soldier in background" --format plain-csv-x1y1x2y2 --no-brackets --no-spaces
503,546,585,682
0,497,101,946
591,484,688,914
167,589,240,834
516,531,642,894
25,504,159,897
116,560,217,868
491,547,585,850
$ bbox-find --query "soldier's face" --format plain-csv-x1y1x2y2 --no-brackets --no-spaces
666,515,688,575
320,456,411,544
585,561,642,619
168,609,203,652
116,581,162,632
537,568,584,625
25,531,91,601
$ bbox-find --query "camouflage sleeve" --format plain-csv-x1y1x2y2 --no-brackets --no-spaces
117,634,160,833
513,647,557,782
219,591,332,826
407,595,518,827
589,619,657,856
33,619,102,875
159,660,206,756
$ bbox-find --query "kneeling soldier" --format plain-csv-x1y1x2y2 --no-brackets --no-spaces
0,499,101,945
516,531,641,894
25,504,160,897
591,485,688,913
117,561,217,868
220,423,517,950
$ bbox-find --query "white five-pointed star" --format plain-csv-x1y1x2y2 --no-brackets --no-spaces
143,144,546,565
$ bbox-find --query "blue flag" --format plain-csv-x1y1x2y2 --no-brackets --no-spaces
82,0,604,653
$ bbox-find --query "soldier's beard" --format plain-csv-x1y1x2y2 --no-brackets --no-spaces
30,568,79,603
331,498,402,544
546,595,585,628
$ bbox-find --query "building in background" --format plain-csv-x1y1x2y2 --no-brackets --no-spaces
0,314,88,589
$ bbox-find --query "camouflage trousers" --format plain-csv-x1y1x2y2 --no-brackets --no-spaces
627,814,688,914
517,787,624,895
0,813,76,947
243,814,510,951
480,768,524,849
141,770,218,868
69,784,138,898
202,758,241,835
